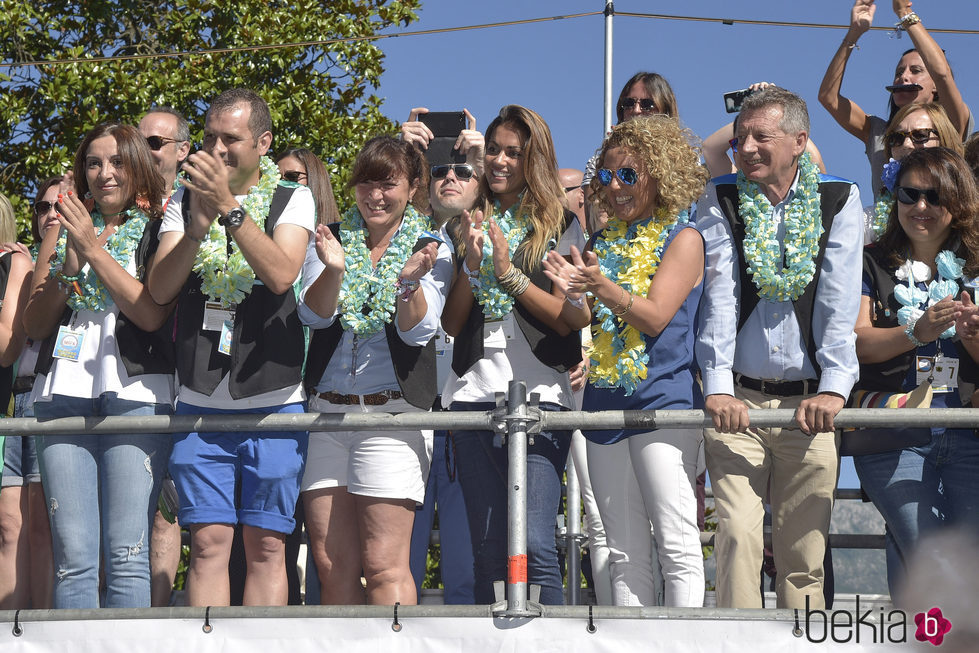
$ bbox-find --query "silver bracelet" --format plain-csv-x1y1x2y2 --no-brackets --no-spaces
565,294,585,309
905,318,927,348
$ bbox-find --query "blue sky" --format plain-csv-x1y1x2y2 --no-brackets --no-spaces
375,1,979,489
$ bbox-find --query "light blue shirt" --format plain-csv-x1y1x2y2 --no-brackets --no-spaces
695,171,862,399
298,226,453,395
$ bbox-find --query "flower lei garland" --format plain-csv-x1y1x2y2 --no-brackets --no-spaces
737,151,823,303
49,207,149,312
894,250,964,340
337,204,431,335
192,156,280,306
871,158,902,239
587,209,690,396
472,198,533,319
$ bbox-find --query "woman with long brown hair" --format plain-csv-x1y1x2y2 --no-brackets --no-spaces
441,104,589,604
23,122,175,608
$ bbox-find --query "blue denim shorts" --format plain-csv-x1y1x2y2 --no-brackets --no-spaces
2,393,39,486
169,401,308,534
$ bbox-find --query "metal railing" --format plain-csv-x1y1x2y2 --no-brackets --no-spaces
7,383,975,614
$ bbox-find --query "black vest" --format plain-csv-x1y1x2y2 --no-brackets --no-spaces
175,185,306,399
715,178,852,377
858,244,979,391
35,219,176,379
303,223,439,409
450,209,582,378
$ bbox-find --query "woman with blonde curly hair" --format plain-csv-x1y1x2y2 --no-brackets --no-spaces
546,115,709,606
441,104,589,604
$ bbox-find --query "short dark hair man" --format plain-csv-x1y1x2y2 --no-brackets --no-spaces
695,86,862,609
147,88,315,607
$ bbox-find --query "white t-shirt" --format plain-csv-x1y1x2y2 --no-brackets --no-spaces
160,184,315,409
32,256,175,406
440,219,584,408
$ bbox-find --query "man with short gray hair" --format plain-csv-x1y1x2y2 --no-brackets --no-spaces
695,86,862,609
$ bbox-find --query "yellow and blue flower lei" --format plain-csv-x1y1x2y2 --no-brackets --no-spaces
737,151,823,303
192,156,280,307
587,209,689,396
49,206,150,313
338,204,431,335
472,198,533,319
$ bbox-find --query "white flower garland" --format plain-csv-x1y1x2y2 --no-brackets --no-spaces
737,152,823,303
337,204,431,335
472,198,533,319
192,156,280,307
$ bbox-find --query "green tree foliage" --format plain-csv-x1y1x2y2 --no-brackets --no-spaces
0,0,420,241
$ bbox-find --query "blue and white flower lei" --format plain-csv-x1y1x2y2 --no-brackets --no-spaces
49,206,150,312
588,209,689,396
737,151,823,303
192,156,280,307
338,204,431,335
871,158,902,239
894,250,964,340
472,198,533,319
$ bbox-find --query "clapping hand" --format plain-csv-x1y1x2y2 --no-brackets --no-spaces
399,242,439,283
955,291,979,341
913,295,960,343
543,246,587,303
462,209,485,273
314,224,345,274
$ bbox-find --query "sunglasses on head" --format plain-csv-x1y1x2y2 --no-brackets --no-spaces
896,185,941,207
430,164,475,180
281,170,307,183
34,200,56,215
597,167,639,186
619,98,657,113
885,128,938,149
145,135,178,151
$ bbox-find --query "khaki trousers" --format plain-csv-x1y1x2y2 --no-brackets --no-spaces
704,386,839,609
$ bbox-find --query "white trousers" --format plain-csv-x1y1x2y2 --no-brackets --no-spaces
587,428,705,607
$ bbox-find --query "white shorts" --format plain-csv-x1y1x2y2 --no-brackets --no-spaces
302,395,433,504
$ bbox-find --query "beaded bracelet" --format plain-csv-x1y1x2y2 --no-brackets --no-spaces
462,259,481,288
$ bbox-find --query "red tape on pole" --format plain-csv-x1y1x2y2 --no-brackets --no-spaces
508,554,528,584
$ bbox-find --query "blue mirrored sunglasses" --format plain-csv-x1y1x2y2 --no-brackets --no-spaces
596,167,639,186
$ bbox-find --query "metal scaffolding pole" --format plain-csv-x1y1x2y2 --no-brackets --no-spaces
604,0,614,133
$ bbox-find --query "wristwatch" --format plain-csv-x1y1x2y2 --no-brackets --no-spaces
218,206,246,228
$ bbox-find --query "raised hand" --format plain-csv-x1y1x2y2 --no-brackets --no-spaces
401,107,434,149
852,0,877,35
399,241,439,283
487,217,512,278
457,109,485,177
56,190,101,273
314,224,345,274
181,150,235,229
955,291,979,341
544,246,587,302
568,248,605,295
462,209,485,273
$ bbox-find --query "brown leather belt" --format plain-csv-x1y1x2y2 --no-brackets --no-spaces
316,390,403,406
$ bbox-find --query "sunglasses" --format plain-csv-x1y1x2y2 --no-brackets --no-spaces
597,167,639,186
34,200,57,215
619,98,657,113
145,135,179,151
885,128,938,149
281,170,307,183
430,164,475,180
896,185,941,207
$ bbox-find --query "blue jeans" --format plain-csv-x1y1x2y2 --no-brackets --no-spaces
854,428,979,593
36,394,172,609
409,429,475,604
450,401,571,605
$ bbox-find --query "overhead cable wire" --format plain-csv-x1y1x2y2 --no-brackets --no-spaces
2,9,976,70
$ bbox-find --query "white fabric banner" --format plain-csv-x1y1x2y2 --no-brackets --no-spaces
0,615,912,652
